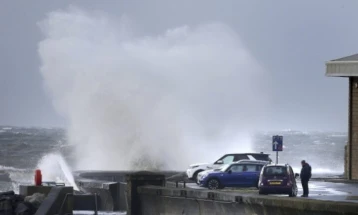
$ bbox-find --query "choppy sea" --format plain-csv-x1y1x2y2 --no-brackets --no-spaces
0,126,346,193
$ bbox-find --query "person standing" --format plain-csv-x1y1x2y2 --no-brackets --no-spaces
300,160,312,197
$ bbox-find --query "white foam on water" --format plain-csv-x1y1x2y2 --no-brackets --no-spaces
0,155,79,193
0,165,33,193
0,165,27,172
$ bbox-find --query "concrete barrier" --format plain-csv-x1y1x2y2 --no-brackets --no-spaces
119,181,128,211
73,170,181,212
76,178,119,211
137,186,358,215
35,186,73,215
73,194,98,211
74,170,182,182
126,171,166,215
19,185,53,197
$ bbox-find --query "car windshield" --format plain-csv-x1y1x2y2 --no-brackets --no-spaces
263,166,287,176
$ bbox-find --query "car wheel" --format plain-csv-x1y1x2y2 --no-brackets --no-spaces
289,185,298,197
207,179,220,190
193,170,203,185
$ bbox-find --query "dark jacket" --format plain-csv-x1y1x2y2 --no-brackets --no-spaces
300,163,312,181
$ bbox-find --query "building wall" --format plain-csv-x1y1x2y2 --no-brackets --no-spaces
349,77,358,179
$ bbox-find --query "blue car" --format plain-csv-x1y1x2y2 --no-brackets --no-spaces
198,160,268,190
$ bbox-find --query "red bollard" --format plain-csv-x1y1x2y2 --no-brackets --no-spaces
34,169,42,186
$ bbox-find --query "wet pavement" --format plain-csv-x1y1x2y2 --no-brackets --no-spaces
294,180,358,202
186,180,358,203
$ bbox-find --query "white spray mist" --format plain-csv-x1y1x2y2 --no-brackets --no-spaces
37,153,79,190
38,6,270,171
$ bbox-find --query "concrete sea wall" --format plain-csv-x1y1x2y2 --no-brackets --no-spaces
35,186,73,215
136,186,358,215
76,178,120,211
72,171,358,215
74,170,183,212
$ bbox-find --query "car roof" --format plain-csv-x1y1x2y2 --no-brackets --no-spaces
223,153,270,156
233,159,269,164
264,163,291,167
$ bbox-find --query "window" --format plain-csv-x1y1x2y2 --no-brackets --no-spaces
221,155,235,164
234,154,249,161
228,164,258,172
246,164,257,172
251,154,270,161
289,167,294,175
229,164,244,172
263,166,287,176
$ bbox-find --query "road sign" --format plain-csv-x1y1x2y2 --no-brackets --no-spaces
272,135,283,152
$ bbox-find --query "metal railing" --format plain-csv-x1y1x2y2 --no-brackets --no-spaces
42,181,66,187
165,180,187,188
176,180,186,188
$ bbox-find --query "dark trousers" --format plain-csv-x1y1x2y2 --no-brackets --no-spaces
301,179,309,196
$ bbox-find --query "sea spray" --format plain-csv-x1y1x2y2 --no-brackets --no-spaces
37,153,79,190
38,6,270,171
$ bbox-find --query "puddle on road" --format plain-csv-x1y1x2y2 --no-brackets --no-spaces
297,183,348,196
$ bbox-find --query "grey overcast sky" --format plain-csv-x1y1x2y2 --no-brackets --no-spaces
0,0,356,131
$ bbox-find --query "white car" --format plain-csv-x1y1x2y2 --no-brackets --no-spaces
186,153,271,181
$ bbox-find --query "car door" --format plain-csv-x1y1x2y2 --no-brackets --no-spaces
226,164,245,186
241,164,260,186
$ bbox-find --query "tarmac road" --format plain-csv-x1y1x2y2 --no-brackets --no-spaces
186,180,358,202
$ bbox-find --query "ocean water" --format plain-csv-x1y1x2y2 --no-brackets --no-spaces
0,126,346,193
253,130,346,175
0,126,73,192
